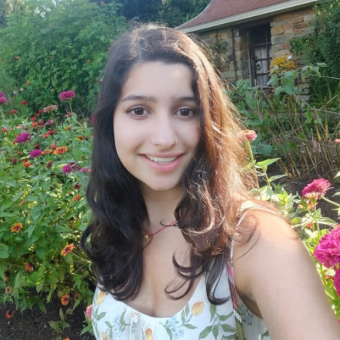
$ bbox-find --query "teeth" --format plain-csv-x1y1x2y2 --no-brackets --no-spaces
146,156,178,164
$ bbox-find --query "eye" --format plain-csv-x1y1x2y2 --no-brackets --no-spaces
176,108,196,117
127,107,148,117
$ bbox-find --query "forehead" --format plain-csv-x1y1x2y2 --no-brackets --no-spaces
120,62,194,99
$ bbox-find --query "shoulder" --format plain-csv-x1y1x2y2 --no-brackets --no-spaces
233,207,340,340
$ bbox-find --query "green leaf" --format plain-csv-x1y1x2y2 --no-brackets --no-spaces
184,324,197,329
256,158,280,168
221,323,236,332
209,304,216,322
97,312,106,321
212,324,219,338
199,325,213,339
0,244,9,259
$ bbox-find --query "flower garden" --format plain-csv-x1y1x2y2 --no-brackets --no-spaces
1,0,340,339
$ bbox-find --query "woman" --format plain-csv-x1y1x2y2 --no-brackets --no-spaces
81,25,340,340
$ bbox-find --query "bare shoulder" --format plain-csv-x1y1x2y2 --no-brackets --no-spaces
233,208,340,340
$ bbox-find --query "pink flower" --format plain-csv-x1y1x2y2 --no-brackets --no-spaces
0,97,8,105
86,305,92,321
314,226,340,268
335,139,340,144
0,91,4,97
45,119,55,126
16,132,31,143
43,105,58,112
60,90,76,101
79,167,91,174
302,178,331,200
62,162,80,174
29,149,42,158
237,130,257,141
334,270,340,297
65,112,75,117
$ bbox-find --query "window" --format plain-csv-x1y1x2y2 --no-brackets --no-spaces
249,24,272,87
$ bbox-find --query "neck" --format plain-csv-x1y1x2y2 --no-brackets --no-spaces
141,186,183,233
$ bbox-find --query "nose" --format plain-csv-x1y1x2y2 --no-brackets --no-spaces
149,114,178,149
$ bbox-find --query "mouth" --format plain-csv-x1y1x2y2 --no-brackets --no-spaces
145,155,179,164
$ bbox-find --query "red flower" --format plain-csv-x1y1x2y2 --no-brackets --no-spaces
72,183,82,190
37,120,44,125
24,162,32,167
32,122,37,128
50,144,57,150
21,101,28,105
42,133,49,138
11,223,23,233
10,110,17,114
34,144,40,149
47,129,56,135
2,127,7,133
61,243,75,256
46,160,53,169
30,117,37,121
77,136,87,140
302,178,331,200
6,311,14,319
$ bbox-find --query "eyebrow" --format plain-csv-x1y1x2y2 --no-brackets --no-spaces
121,95,198,103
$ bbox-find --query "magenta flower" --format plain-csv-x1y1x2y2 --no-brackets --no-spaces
60,90,76,101
0,91,4,97
16,132,32,144
86,305,92,321
302,178,331,200
0,97,8,105
237,130,257,141
314,226,340,268
334,270,340,296
79,167,91,174
29,149,42,158
62,162,80,174
43,105,58,112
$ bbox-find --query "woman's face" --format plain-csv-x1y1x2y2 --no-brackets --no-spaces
113,61,200,194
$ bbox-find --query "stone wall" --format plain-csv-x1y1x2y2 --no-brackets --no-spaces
197,6,315,86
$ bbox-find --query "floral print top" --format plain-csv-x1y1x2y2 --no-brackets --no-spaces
91,264,270,340
91,205,272,340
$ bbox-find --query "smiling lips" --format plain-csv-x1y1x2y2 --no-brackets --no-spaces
141,154,183,172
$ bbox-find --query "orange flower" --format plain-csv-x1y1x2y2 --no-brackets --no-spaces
26,80,30,85
63,338,70,340
53,146,68,155
61,294,70,306
50,144,57,150
4,272,9,282
32,122,37,128
77,136,87,140
145,328,152,340
15,56,19,59
5,286,12,294
24,262,33,272
42,149,52,155
61,243,75,256
72,194,81,201
86,59,91,63
6,310,14,318
64,126,72,130
11,223,23,233
192,301,204,316
24,162,32,167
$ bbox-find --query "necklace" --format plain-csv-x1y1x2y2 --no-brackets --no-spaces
144,220,178,240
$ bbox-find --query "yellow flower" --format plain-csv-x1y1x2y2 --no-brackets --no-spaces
146,328,153,340
102,332,108,340
96,290,106,305
192,301,204,316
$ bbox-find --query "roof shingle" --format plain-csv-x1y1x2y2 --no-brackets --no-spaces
179,0,294,29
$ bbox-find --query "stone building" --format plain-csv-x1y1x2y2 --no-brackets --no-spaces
178,0,317,87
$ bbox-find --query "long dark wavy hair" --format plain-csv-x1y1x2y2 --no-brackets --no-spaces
81,24,257,304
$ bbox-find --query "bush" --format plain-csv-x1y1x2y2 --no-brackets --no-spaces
0,0,127,116
0,96,94,318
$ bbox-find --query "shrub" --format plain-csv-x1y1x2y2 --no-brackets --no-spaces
0,0,127,116
0,98,94,317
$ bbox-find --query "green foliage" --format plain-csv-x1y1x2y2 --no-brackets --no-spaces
0,102,94,323
290,0,340,100
0,0,127,115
